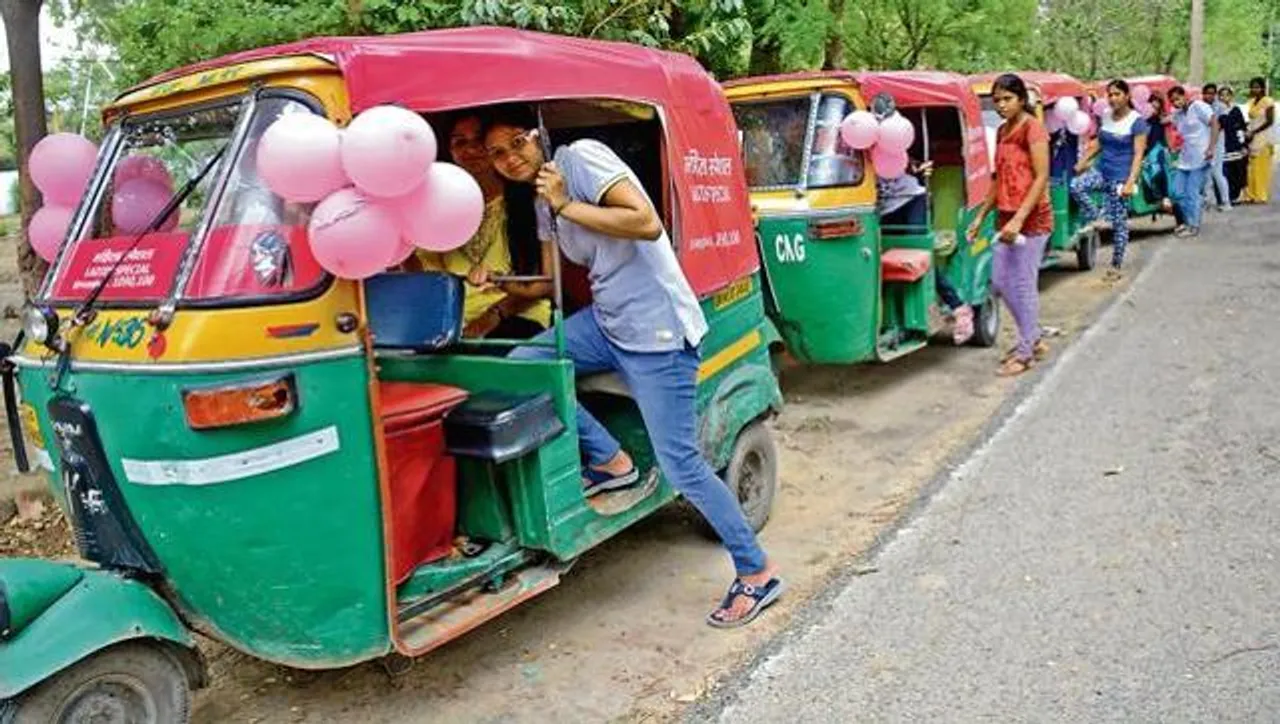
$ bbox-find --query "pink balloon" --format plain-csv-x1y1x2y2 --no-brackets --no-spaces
257,113,348,203
1067,109,1092,136
1092,98,1110,117
1132,84,1152,104
308,187,401,279
342,106,438,199
1046,112,1065,133
30,133,98,206
839,111,880,150
390,236,417,266
112,177,179,235
1134,101,1153,117
115,154,172,188
28,205,74,262
871,147,909,179
877,113,916,153
393,163,484,252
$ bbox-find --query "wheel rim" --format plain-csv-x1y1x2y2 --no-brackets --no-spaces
983,294,999,339
736,448,767,519
59,674,158,724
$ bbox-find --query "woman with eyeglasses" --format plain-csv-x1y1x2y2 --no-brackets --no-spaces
409,113,553,340
483,107,784,629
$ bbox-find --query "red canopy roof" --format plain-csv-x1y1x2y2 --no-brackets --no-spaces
130,27,758,296
1093,75,1181,99
856,71,991,204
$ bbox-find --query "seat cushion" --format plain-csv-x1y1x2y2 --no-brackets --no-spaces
380,382,469,432
881,248,932,283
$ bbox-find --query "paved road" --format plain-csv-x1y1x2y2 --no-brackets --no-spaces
708,207,1280,722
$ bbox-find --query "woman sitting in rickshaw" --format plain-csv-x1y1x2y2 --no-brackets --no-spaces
483,106,784,629
412,112,553,339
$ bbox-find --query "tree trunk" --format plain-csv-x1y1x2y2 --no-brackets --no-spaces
824,0,846,70
0,0,48,299
1188,0,1204,85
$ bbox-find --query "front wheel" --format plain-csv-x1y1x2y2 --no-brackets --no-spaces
1076,228,1100,271
13,642,193,724
697,421,778,540
970,291,1001,348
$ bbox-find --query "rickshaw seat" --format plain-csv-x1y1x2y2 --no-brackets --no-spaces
445,392,566,464
378,382,470,583
881,248,932,283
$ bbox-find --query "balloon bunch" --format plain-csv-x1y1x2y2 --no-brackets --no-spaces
837,109,917,179
256,106,483,280
27,133,98,262
1045,97,1093,137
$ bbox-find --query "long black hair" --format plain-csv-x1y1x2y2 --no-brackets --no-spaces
444,107,540,276
992,73,1031,111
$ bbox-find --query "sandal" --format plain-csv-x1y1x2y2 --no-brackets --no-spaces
997,356,1035,377
706,576,786,629
1001,339,1048,364
583,464,640,498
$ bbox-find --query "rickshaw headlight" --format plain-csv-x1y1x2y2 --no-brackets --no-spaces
21,305,59,348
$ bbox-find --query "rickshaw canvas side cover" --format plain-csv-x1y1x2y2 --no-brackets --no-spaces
129,27,758,297
854,71,992,204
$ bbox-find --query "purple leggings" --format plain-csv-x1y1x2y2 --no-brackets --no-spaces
992,233,1049,360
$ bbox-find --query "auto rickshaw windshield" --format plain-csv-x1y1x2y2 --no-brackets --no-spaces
44,95,327,306
733,97,812,189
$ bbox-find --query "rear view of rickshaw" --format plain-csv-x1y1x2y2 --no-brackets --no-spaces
970,71,1102,270
723,71,999,366
0,29,782,721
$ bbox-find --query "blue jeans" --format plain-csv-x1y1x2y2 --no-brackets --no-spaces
1171,165,1207,229
510,307,768,575
1202,153,1231,208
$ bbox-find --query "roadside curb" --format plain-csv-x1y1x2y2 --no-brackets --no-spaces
687,235,1174,722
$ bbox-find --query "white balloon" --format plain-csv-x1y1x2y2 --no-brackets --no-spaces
1054,96,1080,123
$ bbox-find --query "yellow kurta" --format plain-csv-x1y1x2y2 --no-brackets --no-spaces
416,197,551,327
1245,96,1275,203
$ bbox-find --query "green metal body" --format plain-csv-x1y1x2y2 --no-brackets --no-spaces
0,560,195,699
3,273,780,686
755,198,994,366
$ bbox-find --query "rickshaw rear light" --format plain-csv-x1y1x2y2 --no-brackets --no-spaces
810,218,863,239
182,375,297,430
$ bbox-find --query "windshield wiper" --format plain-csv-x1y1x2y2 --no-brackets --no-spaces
71,143,228,328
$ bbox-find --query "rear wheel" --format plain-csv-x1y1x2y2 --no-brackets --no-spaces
697,421,778,539
1076,228,1099,271
14,642,193,724
970,291,1001,348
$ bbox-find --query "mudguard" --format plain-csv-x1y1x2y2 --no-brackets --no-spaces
0,558,197,699
697,357,784,470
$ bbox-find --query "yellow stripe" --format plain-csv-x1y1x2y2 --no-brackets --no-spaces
697,329,762,383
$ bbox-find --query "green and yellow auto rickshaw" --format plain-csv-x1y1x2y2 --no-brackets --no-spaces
723,71,1000,366
0,28,782,721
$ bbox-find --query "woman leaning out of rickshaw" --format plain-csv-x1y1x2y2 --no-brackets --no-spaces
968,74,1053,377
1071,79,1147,278
481,107,784,628
410,112,553,341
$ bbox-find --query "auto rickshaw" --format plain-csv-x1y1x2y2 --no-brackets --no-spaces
0,28,782,721
722,71,999,366
970,71,1102,270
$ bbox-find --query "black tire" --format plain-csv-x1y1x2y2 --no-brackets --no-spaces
1076,228,1099,271
696,421,778,540
970,291,1001,348
13,642,192,724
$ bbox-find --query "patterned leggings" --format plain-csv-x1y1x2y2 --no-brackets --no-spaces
1071,169,1130,268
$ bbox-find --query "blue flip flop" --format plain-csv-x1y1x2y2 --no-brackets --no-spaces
583,464,641,497
706,576,786,629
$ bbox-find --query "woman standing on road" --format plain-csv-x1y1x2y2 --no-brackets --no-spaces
968,74,1053,377
1219,86,1249,203
1244,77,1275,204
1070,79,1148,277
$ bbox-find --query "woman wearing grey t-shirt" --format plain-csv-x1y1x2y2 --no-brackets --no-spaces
484,110,783,628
